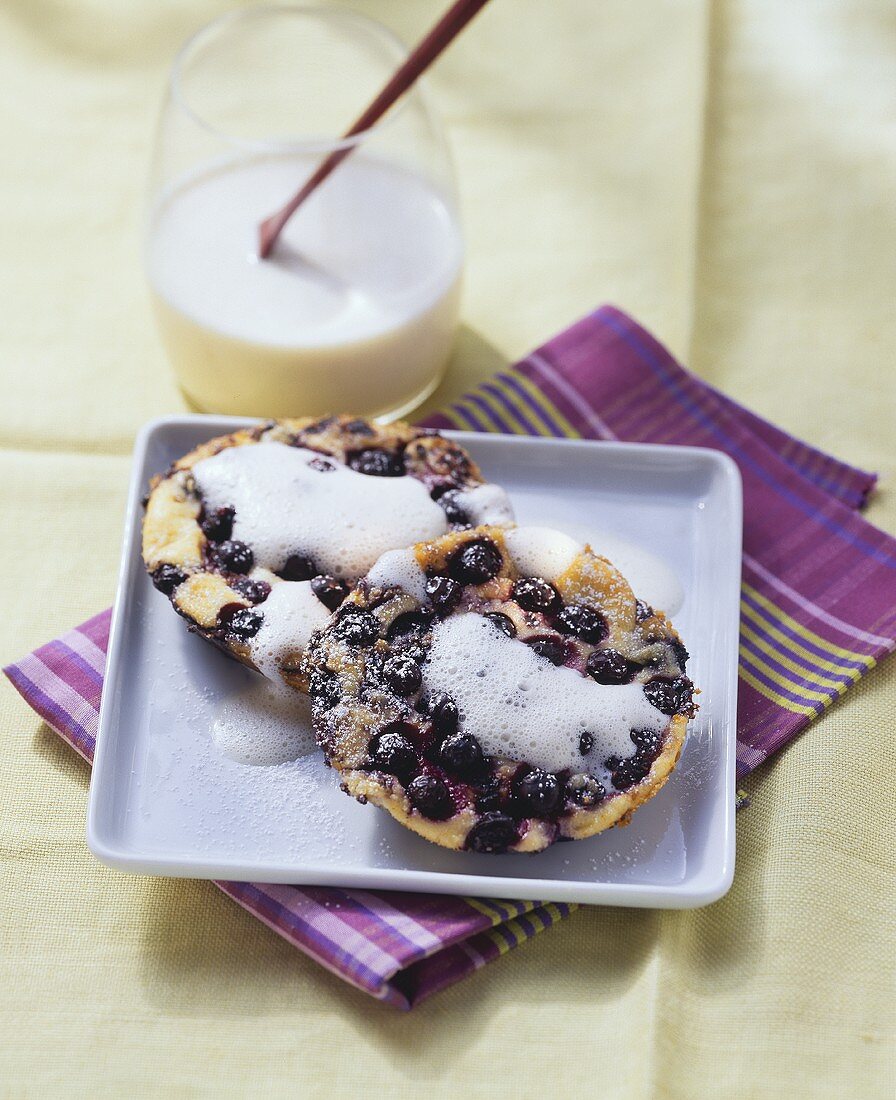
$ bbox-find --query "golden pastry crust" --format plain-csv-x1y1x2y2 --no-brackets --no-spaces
307,526,697,854
141,416,503,680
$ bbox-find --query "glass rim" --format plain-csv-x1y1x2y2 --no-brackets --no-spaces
169,3,418,155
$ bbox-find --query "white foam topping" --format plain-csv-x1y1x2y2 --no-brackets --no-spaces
422,613,665,774
506,525,683,616
504,526,581,582
192,441,448,578
453,484,515,527
365,547,429,601
584,530,684,617
249,581,331,680
212,678,317,766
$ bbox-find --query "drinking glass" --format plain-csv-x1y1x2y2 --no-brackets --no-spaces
145,5,463,419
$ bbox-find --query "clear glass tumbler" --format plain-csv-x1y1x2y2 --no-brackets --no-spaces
145,5,463,420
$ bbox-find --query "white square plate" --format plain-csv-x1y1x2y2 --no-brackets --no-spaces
88,416,741,907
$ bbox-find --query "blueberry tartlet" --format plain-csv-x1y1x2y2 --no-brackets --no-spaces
306,525,696,854
141,416,514,687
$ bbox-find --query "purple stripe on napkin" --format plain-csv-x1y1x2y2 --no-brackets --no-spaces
6,304,895,1006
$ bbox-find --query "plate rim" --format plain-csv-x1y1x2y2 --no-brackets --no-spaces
87,414,741,908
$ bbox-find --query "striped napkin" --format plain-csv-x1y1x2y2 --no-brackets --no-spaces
6,305,895,1008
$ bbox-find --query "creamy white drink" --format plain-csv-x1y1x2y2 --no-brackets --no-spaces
147,154,463,417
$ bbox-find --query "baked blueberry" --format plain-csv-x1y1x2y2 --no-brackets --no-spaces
556,603,608,643
220,605,263,640
349,448,405,477
435,490,471,526
644,675,694,716
231,577,271,604
151,563,187,595
565,774,605,808
514,770,562,816
630,727,663,757
474,776,503,813
382,654,423,696
525,637,567,665
512,576,560,613
669,638,690,671
406,774,454,820
213,539,254,574
418,691,459,737
279,553,317,582
369,725,418,782
310,573,349,611
607,753,652,790
303,417,336,434
309,669,341,709
344,419,375,436
466,812,518,854
397,639,428,665
335,608,379,646
440,732,486,778
586,648,637,685
484,611,516,637
200,505,234,542
578,731,595,756
447,539,502,584
635,600,653,623
426,575,462,615
387,610,434,642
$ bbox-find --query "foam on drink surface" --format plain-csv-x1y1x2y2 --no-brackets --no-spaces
192,441,448,578
421,613,665,775
148,154,463,348
146,154,464,418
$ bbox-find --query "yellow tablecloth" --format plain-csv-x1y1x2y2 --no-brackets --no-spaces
2,1,894,1095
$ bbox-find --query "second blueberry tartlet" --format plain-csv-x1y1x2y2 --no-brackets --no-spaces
306,525,696,854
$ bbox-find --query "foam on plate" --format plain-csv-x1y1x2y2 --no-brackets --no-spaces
212,678,317,766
